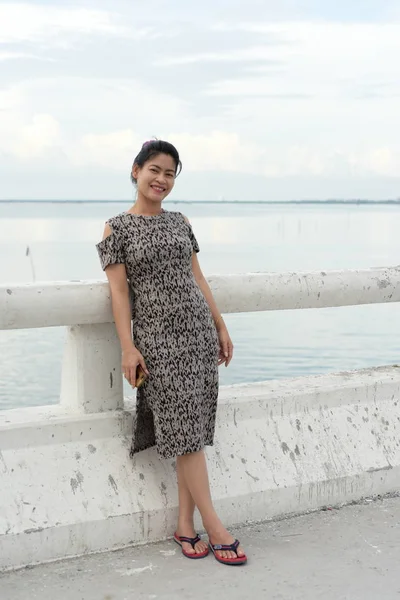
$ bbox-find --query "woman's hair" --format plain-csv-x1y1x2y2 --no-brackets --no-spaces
131,139,182,185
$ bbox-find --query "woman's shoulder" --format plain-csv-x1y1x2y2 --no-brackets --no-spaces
97,213,130,245
105,211,128,225
166,210,190,223
104,209,188,228
103,212,133,232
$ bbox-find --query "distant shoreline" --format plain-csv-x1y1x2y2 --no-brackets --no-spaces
1,199,400,205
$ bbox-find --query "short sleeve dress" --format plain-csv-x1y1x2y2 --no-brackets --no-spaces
96,210,220,459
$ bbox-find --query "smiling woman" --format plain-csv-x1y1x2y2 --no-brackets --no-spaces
130,139,182,207
95,138,247,565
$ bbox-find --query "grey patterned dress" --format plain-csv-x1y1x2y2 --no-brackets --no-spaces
96,210,219,459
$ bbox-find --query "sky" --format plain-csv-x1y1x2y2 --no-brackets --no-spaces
1,0,400,201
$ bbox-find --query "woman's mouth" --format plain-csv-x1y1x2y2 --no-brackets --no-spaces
151,185,165,194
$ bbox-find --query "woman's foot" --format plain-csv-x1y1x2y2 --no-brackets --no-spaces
207,523,246,560
175,522,208,556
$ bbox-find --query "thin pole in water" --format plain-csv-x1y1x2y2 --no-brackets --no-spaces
25,245,36,282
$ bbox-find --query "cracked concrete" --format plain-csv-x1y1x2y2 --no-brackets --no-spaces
2,495,399,600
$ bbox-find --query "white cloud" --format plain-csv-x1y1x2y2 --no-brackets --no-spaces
64,129,400,179
350,148,400,177
203,22,400,99
1,12,400,198
167,131,264,173
0,3,134,45
154,47,284,67
0,51,55,62
67,129,142,169
2,114,61,159
1,90,399,178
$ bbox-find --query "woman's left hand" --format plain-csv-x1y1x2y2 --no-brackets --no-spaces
217,322,234,367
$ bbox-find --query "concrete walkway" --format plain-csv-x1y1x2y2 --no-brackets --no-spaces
2,495,400,600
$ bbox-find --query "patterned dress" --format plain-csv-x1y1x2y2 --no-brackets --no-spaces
96,210,219,459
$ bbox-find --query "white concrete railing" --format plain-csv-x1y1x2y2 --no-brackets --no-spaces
2,267,400,330
1,267,399,414
1,267,400,571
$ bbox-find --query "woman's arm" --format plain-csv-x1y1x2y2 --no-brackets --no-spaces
181,215,226,330
102,224,135,352
191,252,233,366
191,254,225,331
102,224,148,385
105,264,135,351
181,216,233,366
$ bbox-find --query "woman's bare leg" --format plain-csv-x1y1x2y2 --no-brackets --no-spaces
176,449,246,560
175,459,208,555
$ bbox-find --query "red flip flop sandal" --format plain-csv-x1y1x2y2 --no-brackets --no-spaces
209,539,247,566
173,532,210,559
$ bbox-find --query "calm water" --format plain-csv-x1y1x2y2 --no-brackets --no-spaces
1,201,400,410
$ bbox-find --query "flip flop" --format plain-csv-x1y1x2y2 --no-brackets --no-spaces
209,539,247,566
173,532,209,559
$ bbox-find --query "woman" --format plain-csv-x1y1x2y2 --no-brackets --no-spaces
96,139,247,566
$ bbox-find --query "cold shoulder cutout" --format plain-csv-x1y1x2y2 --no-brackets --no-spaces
96,220,125,270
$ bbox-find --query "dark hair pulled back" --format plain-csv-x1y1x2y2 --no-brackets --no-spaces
131,139,182,185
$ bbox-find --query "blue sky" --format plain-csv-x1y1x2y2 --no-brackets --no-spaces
1,1,400,201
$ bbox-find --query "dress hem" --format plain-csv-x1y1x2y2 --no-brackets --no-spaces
130,440,215,460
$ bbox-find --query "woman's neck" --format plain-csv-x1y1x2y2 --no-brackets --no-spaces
128,199,163,216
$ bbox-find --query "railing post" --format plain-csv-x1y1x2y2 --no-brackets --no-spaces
60,323,123,413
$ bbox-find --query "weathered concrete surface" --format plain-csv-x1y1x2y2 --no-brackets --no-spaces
1,366,400,570
2,495,399,600
2,267,400,330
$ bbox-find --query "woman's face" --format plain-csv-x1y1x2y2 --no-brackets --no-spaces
132,153,176,203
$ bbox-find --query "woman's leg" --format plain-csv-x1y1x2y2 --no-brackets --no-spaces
175,458,208,555
176,449,246,560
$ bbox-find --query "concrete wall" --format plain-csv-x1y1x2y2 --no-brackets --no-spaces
1,365,399,571
1,269,400,570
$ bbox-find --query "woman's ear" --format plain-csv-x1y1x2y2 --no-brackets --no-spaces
132,164,140,182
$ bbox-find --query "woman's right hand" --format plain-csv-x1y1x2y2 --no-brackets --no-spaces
122,348,149,387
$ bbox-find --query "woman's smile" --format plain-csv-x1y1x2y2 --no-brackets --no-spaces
151,184,166,194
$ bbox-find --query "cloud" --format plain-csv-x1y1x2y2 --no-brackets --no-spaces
0,3,142,45
65,129,266,175
0,113,61,159
1,8,400,199
67,129,142,170
154,47,285,67
0,51,55,62
350,147,400,177
59,128,400,179
167,131,265,173
201,22,400,99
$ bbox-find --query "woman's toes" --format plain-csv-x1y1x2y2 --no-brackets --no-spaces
183,544,195,555
194,542,207,554
215,547,245,560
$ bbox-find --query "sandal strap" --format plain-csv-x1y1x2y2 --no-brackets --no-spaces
177,534,201,546
211,539,240,552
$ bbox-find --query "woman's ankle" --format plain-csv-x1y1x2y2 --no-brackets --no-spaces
202,514,223,535
177,517,195,531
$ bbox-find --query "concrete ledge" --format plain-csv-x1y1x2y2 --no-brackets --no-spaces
1,366,400,570
2,267,400,329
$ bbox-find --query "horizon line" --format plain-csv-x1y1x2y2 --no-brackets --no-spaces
1,199,400,205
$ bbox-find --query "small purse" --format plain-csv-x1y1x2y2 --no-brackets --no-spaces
135,364,147,388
